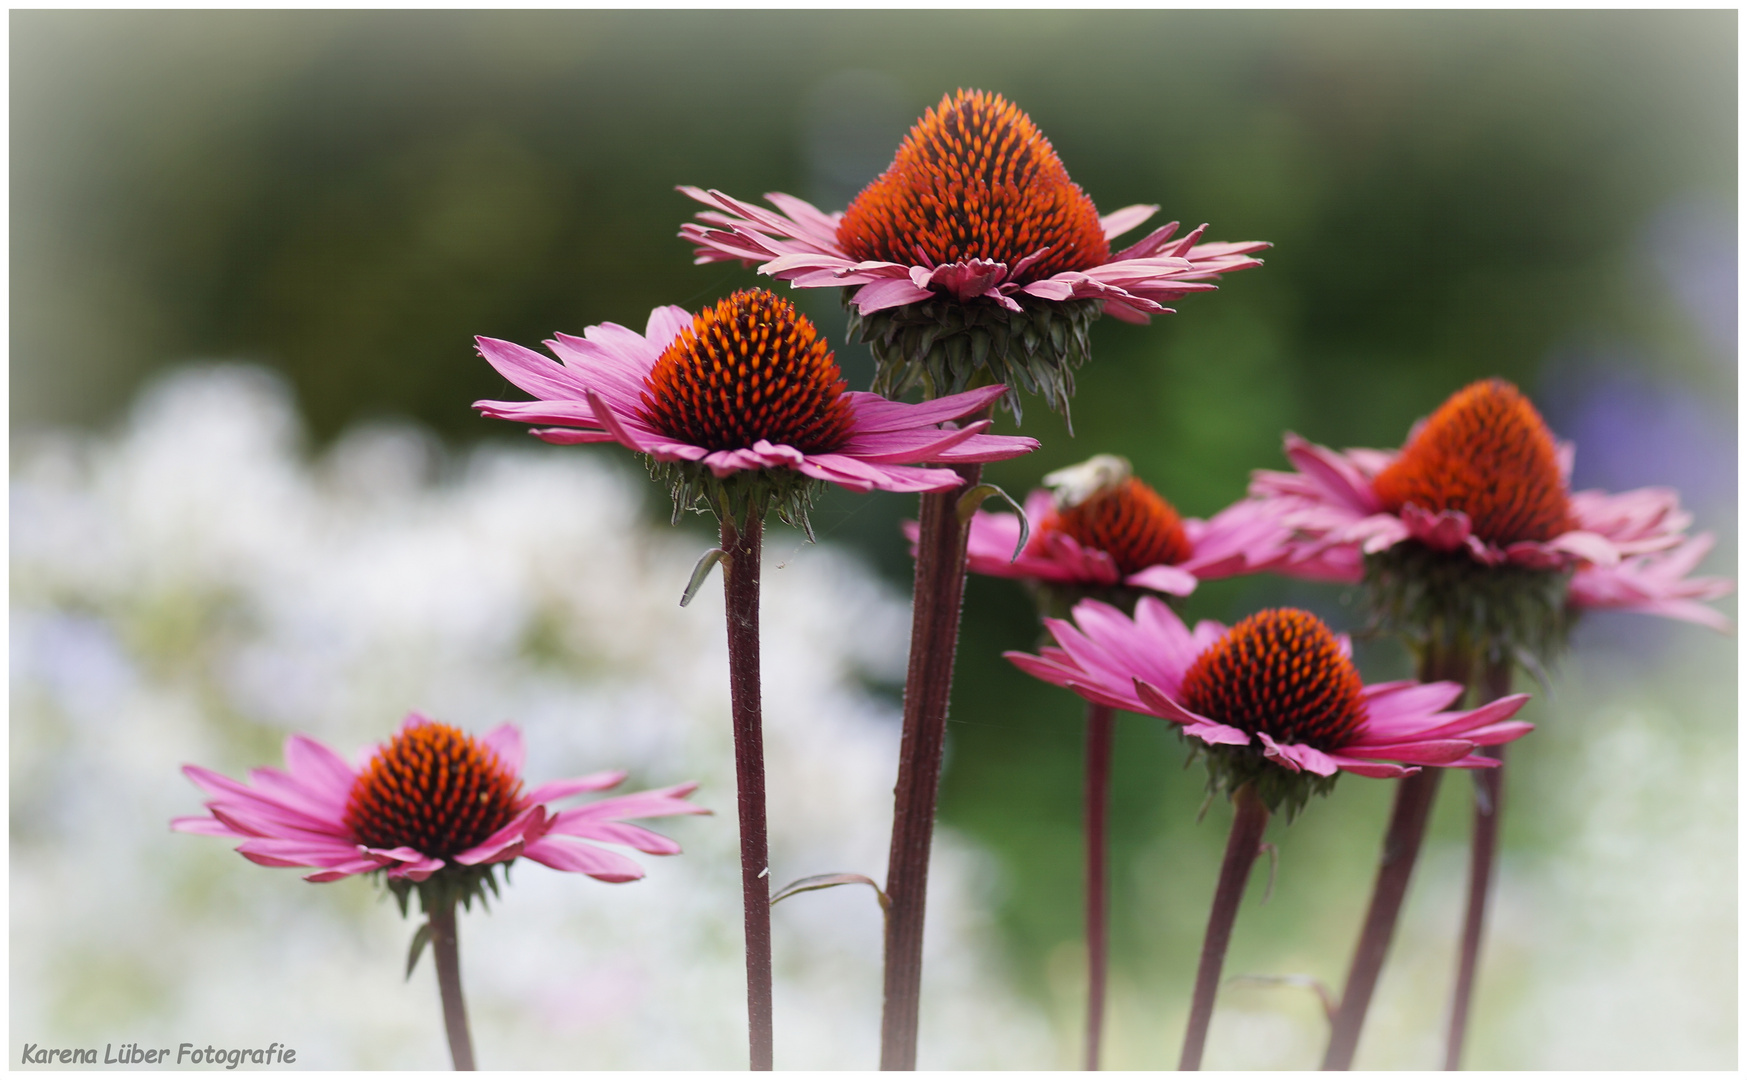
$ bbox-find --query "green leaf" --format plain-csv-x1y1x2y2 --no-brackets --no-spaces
769,872,890,915
405,921,432,981
956,483,1029,560
680,548,728,608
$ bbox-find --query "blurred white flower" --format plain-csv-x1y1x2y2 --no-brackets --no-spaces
10,364,1053,1069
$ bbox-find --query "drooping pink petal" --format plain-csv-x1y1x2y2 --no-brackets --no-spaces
521,837,646,883
525,771,628,805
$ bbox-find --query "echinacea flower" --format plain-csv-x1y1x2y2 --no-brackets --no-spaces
944,454,1294,608
1009,600,1531,1070
1007,599,1532,813
1248,377,1733,655
174,714,706,895
474,288,1037,532
680,89,1269,419
174,713,706,1069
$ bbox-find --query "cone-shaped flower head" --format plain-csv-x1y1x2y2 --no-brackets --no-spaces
1247,377,1734,659
935,454,1298,612
680,89,1269,421
174,714,709,913
1007,599,1533,816
474,288,1038,531
836,90,1111,282
1371,379,1573,547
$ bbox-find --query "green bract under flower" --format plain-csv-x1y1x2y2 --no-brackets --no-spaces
1363,541,1573,677
846,292,1102,426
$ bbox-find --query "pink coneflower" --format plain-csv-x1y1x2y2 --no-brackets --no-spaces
1007,602,1531,1070
1009,601,1530,792
175,714,706,1069
945,452,1290,1069
1248,378,1732,631
950,454,1293,602
680,89,1268,420
474,288,1037,530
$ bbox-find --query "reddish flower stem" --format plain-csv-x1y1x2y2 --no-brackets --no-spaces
1179,782,1270,1071
721,513,774,1071
1083,701,1115,1071
1322,645,1473,1070
430,901,476,1070
879,451,985,1071
1444,657,1512,1070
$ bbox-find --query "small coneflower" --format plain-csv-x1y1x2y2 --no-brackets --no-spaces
950,454,1293,611
680,88,1269,420
174,714,706,1069
1006,602,1531,1069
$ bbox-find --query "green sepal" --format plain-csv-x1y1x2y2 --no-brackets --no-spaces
1361,541,1573,675
644,458,812,538
1185,736,1340,823
843,290,1103,427
381,862,506,925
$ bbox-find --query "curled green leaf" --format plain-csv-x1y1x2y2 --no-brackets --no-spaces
680,548,728,608
1225,973,1338,1022
769,872,890,915
955,483,1029,561
405,920,432,981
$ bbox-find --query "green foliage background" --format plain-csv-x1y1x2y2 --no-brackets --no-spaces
13,10,1736,1067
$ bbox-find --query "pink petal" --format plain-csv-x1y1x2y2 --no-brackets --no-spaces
521,837,646,882
1125,563,1199,596
525,771,628,805
481,722,525,776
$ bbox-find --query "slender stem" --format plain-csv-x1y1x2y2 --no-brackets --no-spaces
1083,702,1115,1070
879,446,986,1071
1322,645,1473,1071
1180,782,1270,1071
1444,658,1513,1070
429,901,476,1071
721,513,774,1071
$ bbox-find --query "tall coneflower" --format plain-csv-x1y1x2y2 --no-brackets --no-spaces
174,715,707,1070
1008,601,1531,1069
1247,377,1732,1068
934,454,1292,1067
682,89,1268,1070
473,289,1036,1069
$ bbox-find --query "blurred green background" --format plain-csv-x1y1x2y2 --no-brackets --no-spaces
13,10,1736,1068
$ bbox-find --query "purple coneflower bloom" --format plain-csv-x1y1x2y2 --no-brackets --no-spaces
473,290,1036,508
1009,600,1532,783
680,90,1266,326
1247,378,1732,629
174,714,706,885
946,454,1293,598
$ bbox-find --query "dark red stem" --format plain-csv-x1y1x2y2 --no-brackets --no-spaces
879,454,984,1071
1083,701,1115,1070
1180,782,1270,1071
1322,645,1473,1070
721,513,774,1071
1444,657,1513,1070
430,901,476,1070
